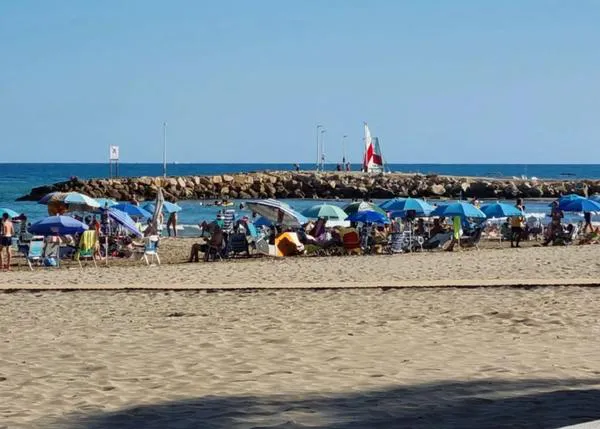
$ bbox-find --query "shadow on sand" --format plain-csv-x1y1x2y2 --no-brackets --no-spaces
59,378,600,429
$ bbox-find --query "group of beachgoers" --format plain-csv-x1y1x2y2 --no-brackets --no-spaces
185,197,599,262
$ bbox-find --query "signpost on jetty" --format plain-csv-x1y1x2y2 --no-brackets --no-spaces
109,145,119,178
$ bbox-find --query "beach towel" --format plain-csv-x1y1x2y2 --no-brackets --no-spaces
453,216,462,240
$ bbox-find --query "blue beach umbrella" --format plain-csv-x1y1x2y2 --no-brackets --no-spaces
561,198,600,213
113,203,152,219
430,204,449,217
554,194,585,209
29,215,89,236
346,210,390,224
590,194,600,202
0,208,20,219
439,202,486,219
104,208,143,238
379,198,407,211
143,201,182,214
480,202,524,219
385,198,435,216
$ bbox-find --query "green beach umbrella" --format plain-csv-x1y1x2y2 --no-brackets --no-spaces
302,204,348,220
343,201,386,216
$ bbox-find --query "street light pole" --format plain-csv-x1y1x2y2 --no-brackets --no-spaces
342,134,347,165
316,124,323,171
320,128,326,171
163,121,167,178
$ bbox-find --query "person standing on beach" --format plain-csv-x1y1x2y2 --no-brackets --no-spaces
582,211,593,234
166,212,178,237
0,213,14,270
510,198,525,248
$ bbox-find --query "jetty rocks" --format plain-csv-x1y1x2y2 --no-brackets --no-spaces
17,171,599,202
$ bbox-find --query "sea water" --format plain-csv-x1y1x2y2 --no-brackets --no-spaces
1,163,598,235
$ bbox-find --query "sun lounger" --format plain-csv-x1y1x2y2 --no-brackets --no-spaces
460,226,484,249
423,232,453,250
228,232,250,258
25,237,44,270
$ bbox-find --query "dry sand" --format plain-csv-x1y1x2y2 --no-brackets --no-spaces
2,242,600,428
1,288,600,428
1,238,600,289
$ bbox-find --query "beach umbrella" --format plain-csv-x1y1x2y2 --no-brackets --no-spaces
480,202,524,219
39,192,100,209
561,198,600,213
143,201,182,214
150,188,165,233
430,204,449,217
104,208,143,238
301,204,347,220
113,203,152,219
590,194,600,202
245,199,308,227
379,197,406,211
438,202,486,219
384,198,434,217
554,194,585,209
96,198,117,208
0,208,20,219
346,210,390,224
29,215,89,236
343,201,386,216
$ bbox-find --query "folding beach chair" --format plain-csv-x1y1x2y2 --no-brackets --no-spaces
142,235,161,265
25,237,44,270
75,230,98,268
228,232,250,258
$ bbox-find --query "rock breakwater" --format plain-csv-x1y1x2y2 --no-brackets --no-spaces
17,171,598,202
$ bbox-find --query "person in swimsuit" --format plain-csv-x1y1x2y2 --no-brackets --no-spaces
0,213,15,270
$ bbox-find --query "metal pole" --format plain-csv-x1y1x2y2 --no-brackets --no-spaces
342,134,347,164
163,121,167,178
316,124,322,171
320,129,326,171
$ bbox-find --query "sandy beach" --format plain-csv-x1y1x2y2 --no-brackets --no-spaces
1,238,600,288
1,287,599,428
1,243,599,428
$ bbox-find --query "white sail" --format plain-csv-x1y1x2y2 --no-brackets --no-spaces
363,122,384,173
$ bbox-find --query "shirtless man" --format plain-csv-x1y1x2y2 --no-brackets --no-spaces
0,213,14,270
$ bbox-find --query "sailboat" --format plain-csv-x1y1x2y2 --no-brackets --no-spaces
362,122,385,173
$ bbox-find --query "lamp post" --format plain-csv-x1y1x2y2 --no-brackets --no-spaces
320,128,327,171
162,121,167,178
316,124,323,171
342,134,347,165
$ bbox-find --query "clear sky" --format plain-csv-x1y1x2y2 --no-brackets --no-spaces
2,0,599,164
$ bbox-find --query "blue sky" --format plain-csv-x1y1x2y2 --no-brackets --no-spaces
2,0,599,163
